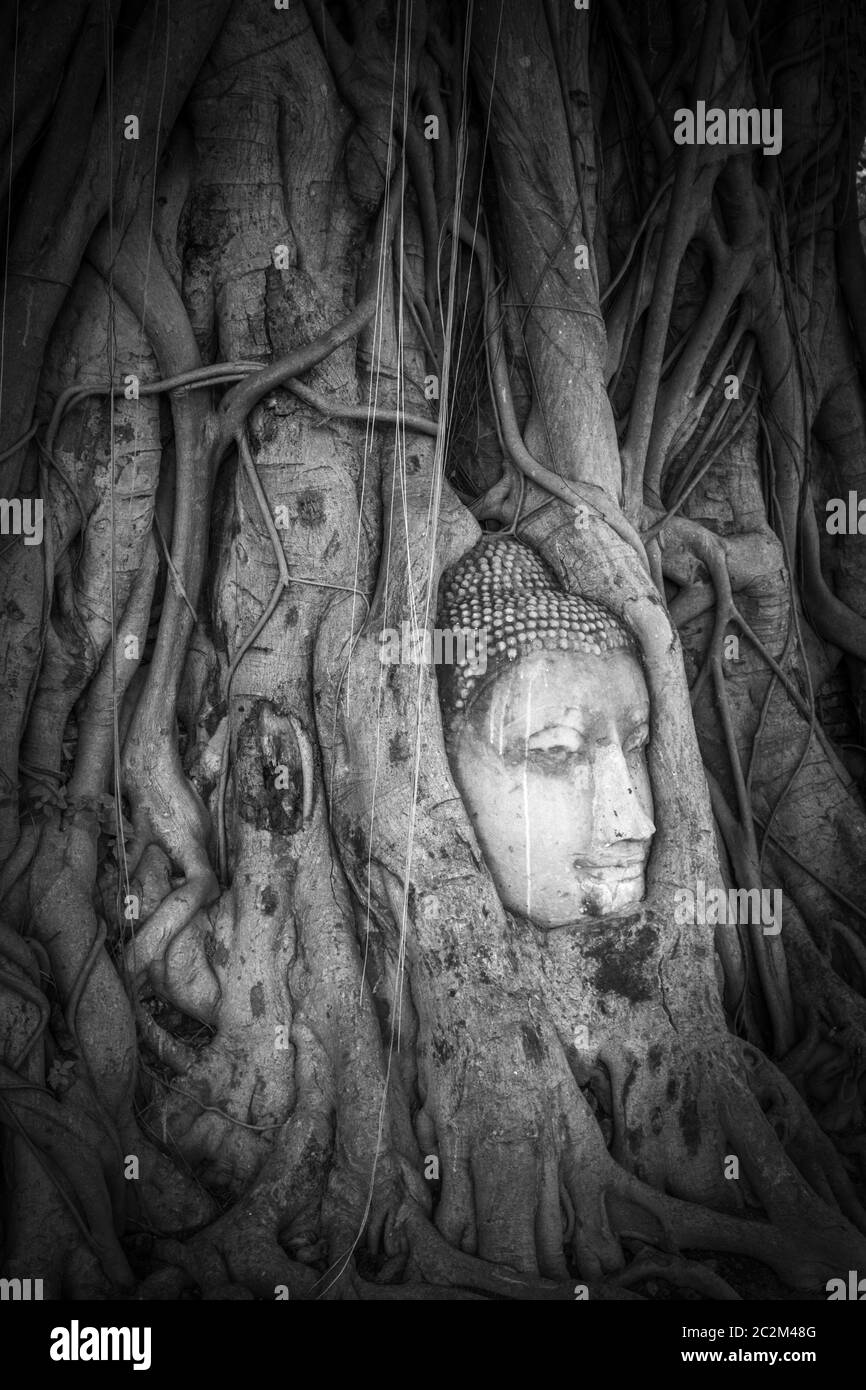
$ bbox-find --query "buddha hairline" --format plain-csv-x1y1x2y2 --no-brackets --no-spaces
436,534,638,731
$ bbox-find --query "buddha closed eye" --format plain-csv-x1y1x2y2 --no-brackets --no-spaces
436,537,655,927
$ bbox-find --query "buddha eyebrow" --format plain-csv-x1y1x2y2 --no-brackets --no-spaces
527,724,583,740
501,714,583,735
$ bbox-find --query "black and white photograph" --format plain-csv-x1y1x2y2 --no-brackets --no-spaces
0,0,864,1366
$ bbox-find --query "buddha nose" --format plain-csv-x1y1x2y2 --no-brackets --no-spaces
589,744,655,851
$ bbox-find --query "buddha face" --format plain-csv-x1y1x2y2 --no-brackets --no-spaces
445,647,655,926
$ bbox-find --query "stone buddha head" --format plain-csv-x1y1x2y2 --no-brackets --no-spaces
436,536,655,927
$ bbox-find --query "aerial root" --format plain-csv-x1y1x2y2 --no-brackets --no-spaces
397,1203,571,1299
616,1246,742,1299
142,1213,319,1301
735,1039,866,1234
609,1163,866,1290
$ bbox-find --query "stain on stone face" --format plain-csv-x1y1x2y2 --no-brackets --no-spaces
250,982,266,1018
647,1044,664,1073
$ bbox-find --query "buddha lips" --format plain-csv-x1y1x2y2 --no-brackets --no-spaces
436,534,637,729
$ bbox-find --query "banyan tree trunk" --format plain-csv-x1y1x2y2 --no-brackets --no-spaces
1,0,866,1302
